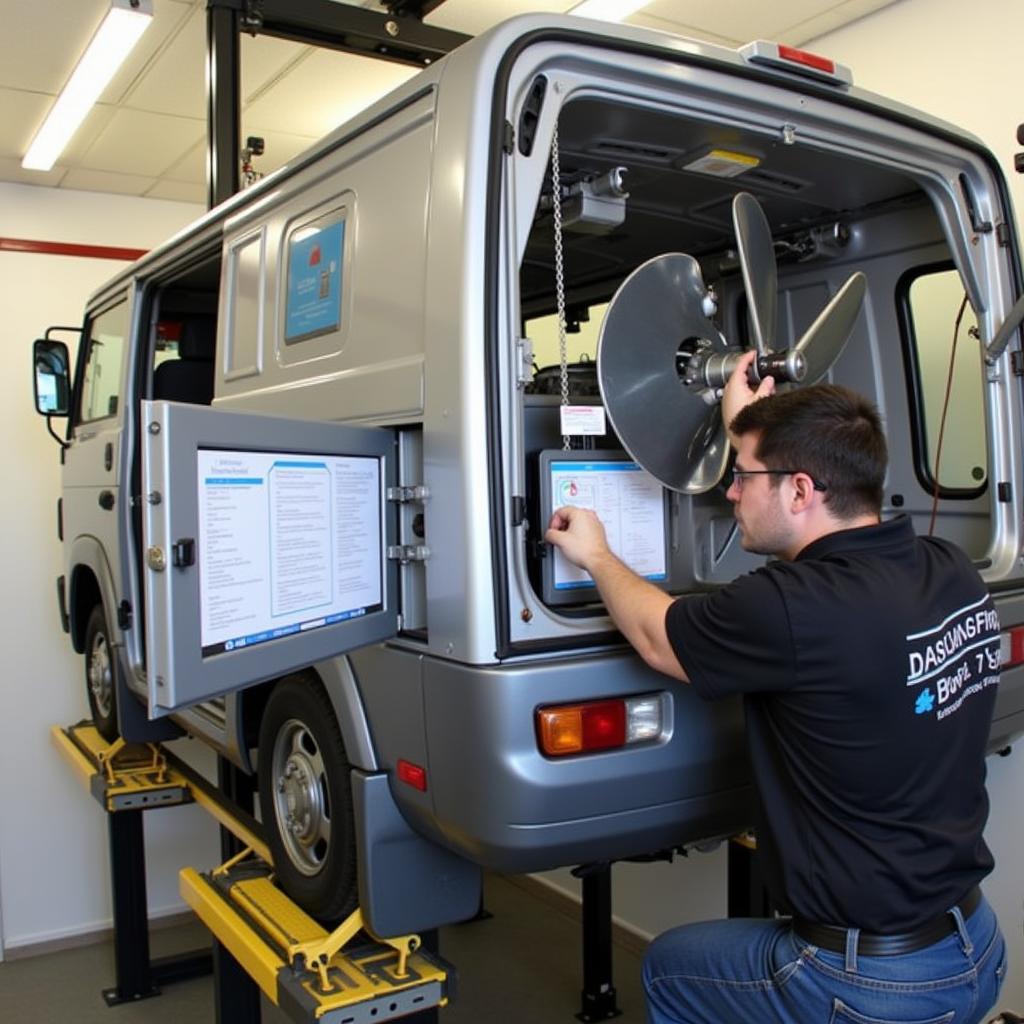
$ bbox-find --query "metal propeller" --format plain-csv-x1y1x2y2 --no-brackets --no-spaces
597,191,867,493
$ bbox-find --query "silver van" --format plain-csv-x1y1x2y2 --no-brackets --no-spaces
33,14,1024,936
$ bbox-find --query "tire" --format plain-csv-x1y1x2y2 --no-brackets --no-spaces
257,675,358,924
84,604,119,742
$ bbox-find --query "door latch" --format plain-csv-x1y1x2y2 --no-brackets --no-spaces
172,538,195,568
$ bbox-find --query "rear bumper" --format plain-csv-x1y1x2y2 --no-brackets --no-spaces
359,646,756,873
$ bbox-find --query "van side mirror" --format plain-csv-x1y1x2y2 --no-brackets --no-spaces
33,338,71,417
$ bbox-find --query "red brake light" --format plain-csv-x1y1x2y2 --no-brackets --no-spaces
777,45,835,75
582,700,626,749
740,41,852,87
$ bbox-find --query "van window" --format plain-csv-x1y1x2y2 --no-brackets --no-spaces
79,300,128,423
902,267,986,494
526,302,608,373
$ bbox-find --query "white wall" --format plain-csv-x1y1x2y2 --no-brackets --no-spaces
0,183,221,955
537,0,1024,1012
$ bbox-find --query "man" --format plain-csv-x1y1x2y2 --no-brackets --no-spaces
546,351,1007,1024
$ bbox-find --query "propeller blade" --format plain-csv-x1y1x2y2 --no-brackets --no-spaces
793,271,867,383
732,192,777,356
597,253,730,493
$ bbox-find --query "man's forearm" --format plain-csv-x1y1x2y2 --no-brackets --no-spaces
586,551,687,681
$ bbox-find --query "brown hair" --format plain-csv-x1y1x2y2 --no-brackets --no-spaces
730,384,887,519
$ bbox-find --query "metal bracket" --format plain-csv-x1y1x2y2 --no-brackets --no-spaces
516,336,535,386
387,484,430,503
383,0,450,16
241,0,263,33
986,292,1024,364
388,544,431,563
290,907,420,993
95,736,169,787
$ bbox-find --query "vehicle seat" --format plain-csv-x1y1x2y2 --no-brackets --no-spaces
153,318,216,405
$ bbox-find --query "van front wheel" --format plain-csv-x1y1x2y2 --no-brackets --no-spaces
257,675,358,924
85,604,119,742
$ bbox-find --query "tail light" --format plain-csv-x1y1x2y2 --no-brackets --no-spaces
536,694,664,757
1000,627,1024,669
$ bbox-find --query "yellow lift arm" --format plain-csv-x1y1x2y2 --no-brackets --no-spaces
53,722,452,1023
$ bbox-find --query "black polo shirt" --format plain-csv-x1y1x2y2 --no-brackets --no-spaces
665,516,1000,933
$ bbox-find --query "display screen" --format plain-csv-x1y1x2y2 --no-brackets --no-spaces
547,455,667,591
197,448,382,657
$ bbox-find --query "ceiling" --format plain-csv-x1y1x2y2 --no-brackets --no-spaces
0,0,898,206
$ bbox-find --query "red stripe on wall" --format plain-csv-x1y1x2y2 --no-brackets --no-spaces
0,236,148,261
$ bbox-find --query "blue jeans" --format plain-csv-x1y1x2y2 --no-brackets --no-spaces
643,896,1006,1024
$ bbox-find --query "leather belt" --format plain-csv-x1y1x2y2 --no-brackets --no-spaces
793,886,981,957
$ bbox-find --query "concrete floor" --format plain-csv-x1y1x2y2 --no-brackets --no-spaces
0,874,650,1024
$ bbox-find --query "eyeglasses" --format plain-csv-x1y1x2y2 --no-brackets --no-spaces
730,468,827,492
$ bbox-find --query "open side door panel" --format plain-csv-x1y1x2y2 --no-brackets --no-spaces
141,400,398,715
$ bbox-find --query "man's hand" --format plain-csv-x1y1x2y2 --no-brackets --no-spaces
545,505,611,573
722,350,776,447
545,505,687,681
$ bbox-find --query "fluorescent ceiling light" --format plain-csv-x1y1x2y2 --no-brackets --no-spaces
569,0,651,22
22,0,153,172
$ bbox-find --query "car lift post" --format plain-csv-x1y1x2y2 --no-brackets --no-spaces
104,808,158,1003
727,833,773,918
575,863,622,1022
52,725,213,1006
214,757,262,1022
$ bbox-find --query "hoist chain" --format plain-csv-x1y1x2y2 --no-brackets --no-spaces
550,123,571,450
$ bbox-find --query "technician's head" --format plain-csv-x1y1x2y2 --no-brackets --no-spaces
726,384,887,555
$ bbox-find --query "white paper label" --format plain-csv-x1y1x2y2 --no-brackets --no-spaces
560,405,607,436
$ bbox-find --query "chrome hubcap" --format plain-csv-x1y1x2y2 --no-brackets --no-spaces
88,630,112,719
271,719,331,876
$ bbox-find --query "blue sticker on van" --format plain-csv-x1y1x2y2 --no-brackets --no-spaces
285,219,344,343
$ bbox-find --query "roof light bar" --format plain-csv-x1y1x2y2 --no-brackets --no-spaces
22,0,154,172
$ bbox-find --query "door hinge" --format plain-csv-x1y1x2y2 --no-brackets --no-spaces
388,544,431,564
130,491,163,507
511,495,526,527
117,600,133,631
516,336,535,386
387,484,430,503
1011,350,1024,377
503,120,515,154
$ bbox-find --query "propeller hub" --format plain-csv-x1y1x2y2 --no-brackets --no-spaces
688,348,807,390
